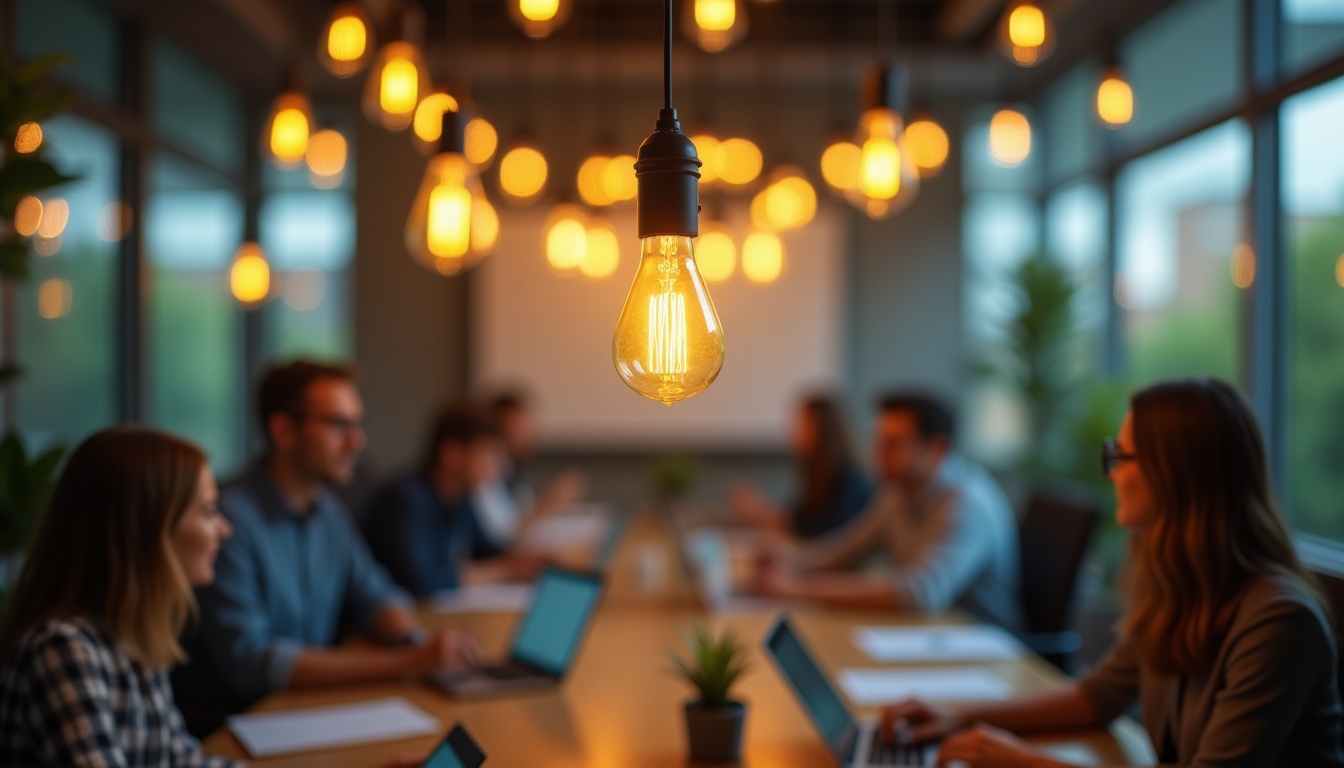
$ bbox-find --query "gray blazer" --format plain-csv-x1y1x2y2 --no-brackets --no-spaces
1080,574,1344,767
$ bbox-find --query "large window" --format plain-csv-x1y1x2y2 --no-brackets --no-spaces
1283,76,1344,542
15,0,121,106
1284,0,1344,77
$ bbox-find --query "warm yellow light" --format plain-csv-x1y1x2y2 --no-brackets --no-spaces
1231,244,1256,289
471,195,500,255
546,205,588,270
601,154,639,202
904,119,950,177
767,173,817,230
14,123,42,154
305,129,347,181
14,196,42,237
230,243,271,306
717,137,762,186
613,235,724,405
37,278,72,319
742,230,784,284
364,41,427,131
696,224,736,282
860,137,901,200
989,109,1032,166
406,152,490,275
520,0,560,22
465,117,499,167
581,220,621,278
821,140,861,192
265,92,312,168
382,60,418,115
1097,73,1134,127
578,155,615,206
413,92,460,144
1008,4,1046,47
499,146,549,202
690,134,721,184
695,0,736,31
36,198,69,239
428,185,473,258
320,3,374,76
861,108,900,140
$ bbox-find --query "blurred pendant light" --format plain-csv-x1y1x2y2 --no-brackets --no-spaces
578,150,616,206
999,1,1054,67
904,113,949,178
682,0,748,53
613,0,724,406
499,138,549,204
464,116,499,168
263,68,313,169
230,242,272,307
988,107,1032,166
362,5,430,131
581,217,621,278
413,87,461,154
318,2,375,77
750,166,817,232
846,65,919,219
695,219,736,283
820,134,862,194
545,203,589,271
405,109,495,275
713,136,762,188
509,0,572,39
600,153,639,204
1096,66,1134,128
306,128,349,188
688,130,721,186
741,230,784,284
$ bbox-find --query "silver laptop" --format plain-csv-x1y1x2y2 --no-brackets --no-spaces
433,568,603,697
762,615,938,767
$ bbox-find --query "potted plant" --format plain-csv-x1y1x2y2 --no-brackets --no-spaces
670,625,750,764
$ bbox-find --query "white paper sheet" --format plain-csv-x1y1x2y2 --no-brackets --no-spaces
517,507,611,553
837,668,1012,705
852,625,1024,663
431,583,535,613
227,697,440,758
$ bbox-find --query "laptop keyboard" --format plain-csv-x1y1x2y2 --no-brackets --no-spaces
865,729,937,766
480,663,537,681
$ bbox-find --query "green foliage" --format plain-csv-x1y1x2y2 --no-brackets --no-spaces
669,625,749,707
651,453,696,502
0,433,64,557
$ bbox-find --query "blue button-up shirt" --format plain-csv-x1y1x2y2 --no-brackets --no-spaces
173,466,412,713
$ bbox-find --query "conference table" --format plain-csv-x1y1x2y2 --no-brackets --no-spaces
203,509,1156,767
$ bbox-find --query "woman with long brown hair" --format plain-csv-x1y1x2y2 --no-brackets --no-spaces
0,427,239,767
879,378,1344,767
731,395,874,539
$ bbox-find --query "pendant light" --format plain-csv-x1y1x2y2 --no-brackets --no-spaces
612,0,724,406
413,86,461,154
498,137,549,204
405,109,497,275
318,2,375,77
820,133,862,194
988,107,1032,166
508,0,572,39
683,0,748,53
306,128,348,188
578,149,616,206
904,112,949,178
999,1,1055,67
1097,66,1134,128
696,219,736,283
230,242,272,307
263,67,313,170
545,203,589,271
581,217,621,279
362,5,430,132
846,65,920,219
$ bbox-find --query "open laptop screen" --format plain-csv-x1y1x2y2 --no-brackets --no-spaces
764,617,854,750
510,569,603,677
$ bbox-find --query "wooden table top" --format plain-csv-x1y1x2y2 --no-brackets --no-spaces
203,509,1155,767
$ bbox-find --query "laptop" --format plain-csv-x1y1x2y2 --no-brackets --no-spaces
762,615,938,767
591,509,631,571
424,723,487,768
432,567,603,697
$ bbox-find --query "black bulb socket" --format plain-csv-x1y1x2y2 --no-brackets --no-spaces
863,64,910,114
635,108,701,238
437,107,469,155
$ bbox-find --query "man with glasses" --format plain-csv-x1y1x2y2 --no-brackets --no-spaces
173,361,475,729
753,392,1021,630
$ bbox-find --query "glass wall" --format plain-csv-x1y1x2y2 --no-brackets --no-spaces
1283,75,1344,542
15,0,121,106
1284,0,1344,77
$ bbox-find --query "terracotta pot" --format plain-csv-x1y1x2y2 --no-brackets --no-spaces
683,699,746,763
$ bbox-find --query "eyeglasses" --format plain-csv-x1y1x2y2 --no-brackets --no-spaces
1101,437,1136,475
297,412,364,435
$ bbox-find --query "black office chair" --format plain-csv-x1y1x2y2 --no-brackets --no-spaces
1016,492,1098,671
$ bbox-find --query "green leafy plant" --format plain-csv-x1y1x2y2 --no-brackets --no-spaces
669,625,750,707
0,434,63,558
651,453,696,502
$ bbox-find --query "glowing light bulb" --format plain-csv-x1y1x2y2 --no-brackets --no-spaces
319,3,374,77
520,0,559,22
36,198,68,238
695,0,735,31
602,154,639,203
14,122,42,154
363,41,428,131
690,134,721,184
1231,244,1256,289
37,278,72,319
716,137,762,186
578,154,615,206
306,129,348,185
613,235,724,405
581,219,621,278
1000,2,1053,67
413,91,460,145
904,118,949,177
684,0,746,52
1097,69,1134,128
821,139,861,192
14,196,42,237
509,0,572,38
406,150,491,275
230,243,271,306
742,230,784,284
264,92,312,169
696,223,736,282
499,144,549,203
860,137,901,200
989,109,1032,166
545,205,588,270
465,117,499,168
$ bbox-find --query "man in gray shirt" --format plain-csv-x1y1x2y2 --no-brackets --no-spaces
753,392,1021,630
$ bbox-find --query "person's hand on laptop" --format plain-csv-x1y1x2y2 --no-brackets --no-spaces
879,698,965,744
405,629,480,675
936,722,1043,768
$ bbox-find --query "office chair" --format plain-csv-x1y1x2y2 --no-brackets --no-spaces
1016,492,1098,672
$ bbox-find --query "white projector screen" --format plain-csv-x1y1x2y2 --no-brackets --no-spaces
471,201,846,450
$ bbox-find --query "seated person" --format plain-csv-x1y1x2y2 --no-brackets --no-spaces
471,390,585,550
364,402,546,598
729,394,874,539
0,427,239,767
173,361,475,721
881,378,1344,768
753,391,1021,630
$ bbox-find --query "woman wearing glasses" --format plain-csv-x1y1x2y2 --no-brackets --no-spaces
881,377,1343,767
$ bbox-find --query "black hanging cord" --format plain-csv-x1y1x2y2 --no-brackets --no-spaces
664,0,673,109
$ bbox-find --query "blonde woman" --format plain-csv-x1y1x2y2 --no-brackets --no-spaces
0,427,239,767
882,378,1344,767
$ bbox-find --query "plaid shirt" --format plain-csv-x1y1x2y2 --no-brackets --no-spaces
0,618,242,768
